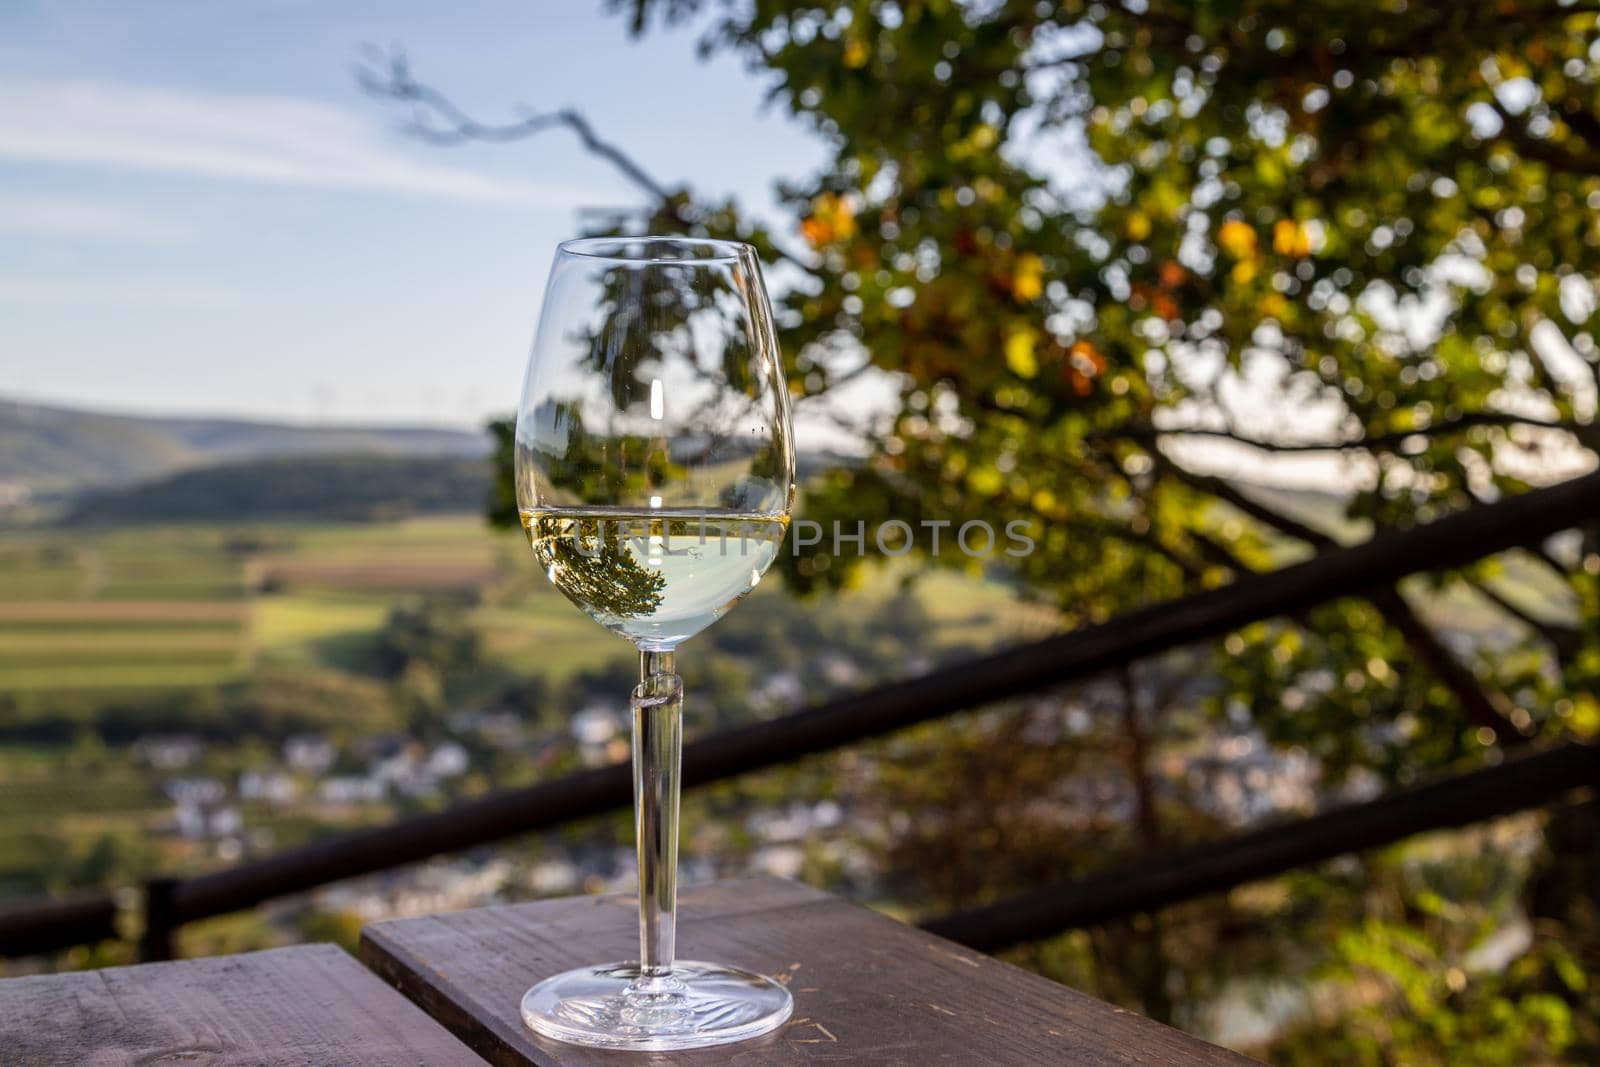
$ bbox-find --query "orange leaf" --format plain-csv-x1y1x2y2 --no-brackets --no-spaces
1069,340,1106,375
1011,253,1045,301
802,192,857,248
1217,219,1257,259
1273,219,1312,257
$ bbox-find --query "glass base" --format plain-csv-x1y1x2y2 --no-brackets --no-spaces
521,960,793,1051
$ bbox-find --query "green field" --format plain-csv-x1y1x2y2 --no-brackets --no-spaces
0,512,1050,901
0,514,1049,696
0,517,531,693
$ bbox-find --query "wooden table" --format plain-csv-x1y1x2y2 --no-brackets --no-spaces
0,943,485,1066
363,877,1260,1066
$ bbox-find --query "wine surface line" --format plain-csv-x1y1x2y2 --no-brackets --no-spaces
520,506,789,649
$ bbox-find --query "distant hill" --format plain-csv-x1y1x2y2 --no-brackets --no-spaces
64,453,492,524
0,398,489,495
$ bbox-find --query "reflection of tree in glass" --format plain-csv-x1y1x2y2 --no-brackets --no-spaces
529,397,685,503
571,256,769,454
576,262,663,411
533,517,666,621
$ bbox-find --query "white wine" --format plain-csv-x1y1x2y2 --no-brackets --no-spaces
520,507,789,648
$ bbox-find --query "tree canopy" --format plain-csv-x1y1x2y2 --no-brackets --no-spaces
380,0,1600,763
368,1,1600,1058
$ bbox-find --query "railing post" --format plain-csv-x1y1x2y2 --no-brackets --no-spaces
140,878,178,961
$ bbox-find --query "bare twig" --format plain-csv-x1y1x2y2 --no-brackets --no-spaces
1103,411,1597,455
1463,575,1581,660
356,48,813,269
358,48,680,209
1485,97,1600,177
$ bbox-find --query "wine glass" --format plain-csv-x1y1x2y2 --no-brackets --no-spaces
514,236,795,1050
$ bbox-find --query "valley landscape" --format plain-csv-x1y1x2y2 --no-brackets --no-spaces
0,397,1582,1059
0,396,1050,962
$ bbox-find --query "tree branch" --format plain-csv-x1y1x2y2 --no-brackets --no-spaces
1152,453,1531,747
1117,663,1162,850
1485,96,1600,177
1156,460,1339,549
1187,527,1260,574
1104,411,1596,455
358,51,819,271
1463,575,1581,660
1528,542,1578,585
357,49,680,209
357,48,816,270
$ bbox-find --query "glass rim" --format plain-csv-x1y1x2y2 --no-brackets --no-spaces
557,235,755,265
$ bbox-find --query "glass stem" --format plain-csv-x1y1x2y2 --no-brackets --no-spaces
633,650,680,979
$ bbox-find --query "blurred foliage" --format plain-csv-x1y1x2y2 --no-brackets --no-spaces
0,669,404,745
468,0,1600,1058
297,909,365,955
1273,916,1584,1066
1264,812,1595,1065
621,0,1600,1058
375,600,483,679
590,0,1600,760
13,829,161,898
487,418,520,528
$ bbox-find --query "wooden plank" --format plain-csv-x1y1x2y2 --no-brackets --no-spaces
361,877,1260,1066
0,943,486,1066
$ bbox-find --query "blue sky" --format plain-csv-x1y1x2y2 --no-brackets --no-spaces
0,1,825,427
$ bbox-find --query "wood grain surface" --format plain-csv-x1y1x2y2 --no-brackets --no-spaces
0,942,486,1065
361,877,1261,1067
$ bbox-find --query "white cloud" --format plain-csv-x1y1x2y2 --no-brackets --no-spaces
0,277,246,307
0,194,188,242
0,79,585,205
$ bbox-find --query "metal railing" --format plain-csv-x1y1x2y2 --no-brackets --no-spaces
4,469,1597,961
0,892,119,958
924,741,1600,951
